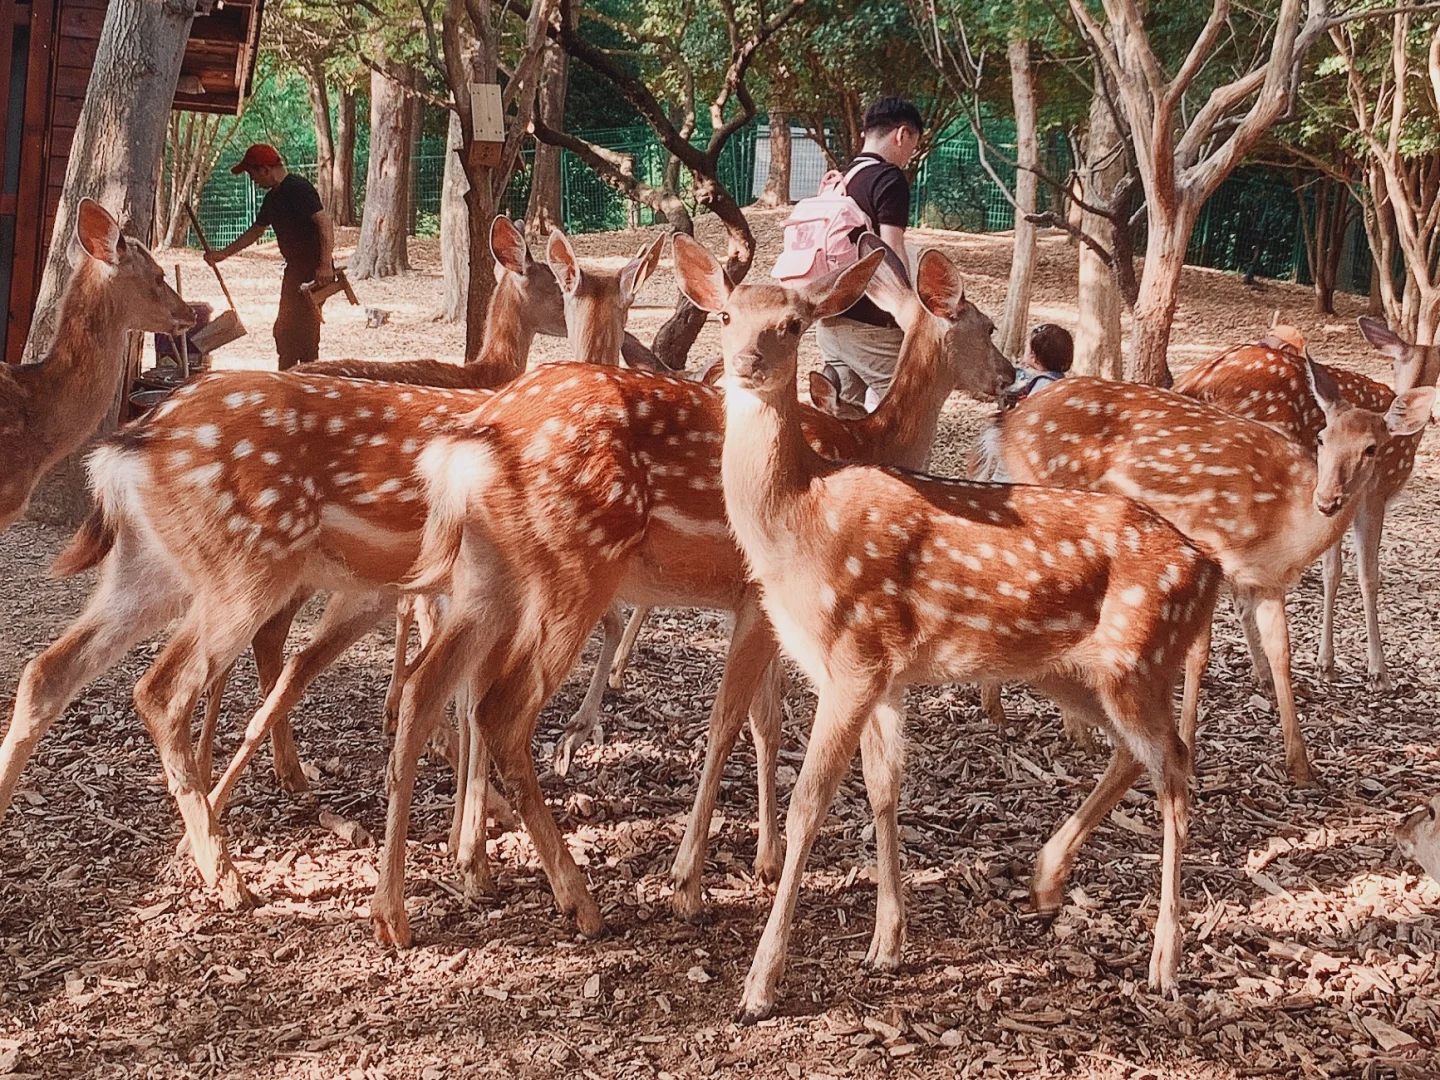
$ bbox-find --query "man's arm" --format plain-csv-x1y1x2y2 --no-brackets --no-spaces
206,221,267,265
313,209,335,285
879,224,907,267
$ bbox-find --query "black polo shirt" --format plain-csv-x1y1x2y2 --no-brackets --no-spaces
840,153,910,327
257,173,323,279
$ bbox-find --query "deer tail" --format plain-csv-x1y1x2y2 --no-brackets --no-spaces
50,506,115,578
404,433,499,592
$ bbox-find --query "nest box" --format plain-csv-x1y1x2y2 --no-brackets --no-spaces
469,83,504,167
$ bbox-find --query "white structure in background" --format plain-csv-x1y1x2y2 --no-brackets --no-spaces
752,125,830,201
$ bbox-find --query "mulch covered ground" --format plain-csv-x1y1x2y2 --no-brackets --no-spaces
0,211,1437,1079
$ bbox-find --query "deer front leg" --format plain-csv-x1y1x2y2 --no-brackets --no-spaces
1352,499,1391,693
1234,590,1276,696
748,656,788,885
609,604,650,690
858,690,906,971
553,604,624,777
1249,589,1314,785
197,663,234,790
384,596,417,735
251,595,308,793
1179,617,1213,754
1316,541,1343,684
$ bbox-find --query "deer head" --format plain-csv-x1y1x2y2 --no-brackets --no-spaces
860,234,1013,402
66,199,192,336
547,228,666,364
672,232,883,399
490,216,566,338
1308,357,1435,516
1357,316,1440,396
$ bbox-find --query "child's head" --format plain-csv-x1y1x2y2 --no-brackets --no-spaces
1027,324,1073,374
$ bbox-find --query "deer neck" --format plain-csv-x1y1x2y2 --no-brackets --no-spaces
1280,451,1365,569
470,274,536,382
26,263,128,462
721,373,820,573
854,315,950,471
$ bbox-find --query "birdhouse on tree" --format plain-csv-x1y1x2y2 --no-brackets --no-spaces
469,84,504,167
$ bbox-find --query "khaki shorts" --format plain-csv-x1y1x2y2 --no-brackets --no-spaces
815,318,906,411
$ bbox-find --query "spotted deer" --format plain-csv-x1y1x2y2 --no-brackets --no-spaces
1174,317,1440,693
992,371,1435,785
0,232,667,906
365,238,1013,947
672,233,1220,1019
1,199,193,532
1396,794,1440,881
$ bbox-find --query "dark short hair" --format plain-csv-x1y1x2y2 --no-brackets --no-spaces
1029,324,1073,373
863,97,924,138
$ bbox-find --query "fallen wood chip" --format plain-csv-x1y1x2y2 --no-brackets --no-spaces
318,811,374,849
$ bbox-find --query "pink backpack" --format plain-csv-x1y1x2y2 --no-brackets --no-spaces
770,159,885,286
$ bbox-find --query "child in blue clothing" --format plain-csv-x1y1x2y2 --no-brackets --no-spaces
1003,323,1073,408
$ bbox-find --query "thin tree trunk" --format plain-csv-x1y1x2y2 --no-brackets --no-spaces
525,41,568,235
998,38,1038,358
351,62,414,280
407,93,422,236
1074,77,1123,379
21,0,198,525
333,89,357,226
307,57,336,215
1127,206,1192,386
438,110,469,323
757,109,792,207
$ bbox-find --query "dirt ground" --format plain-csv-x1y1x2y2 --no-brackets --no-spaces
2,210,1438,1079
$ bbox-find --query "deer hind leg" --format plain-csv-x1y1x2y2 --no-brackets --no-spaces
671,594,778,920
1179,616,1214,754
1234,589,1276,695
859,688,906,972
1028,678,1143,917
449,677,495,898
609,604,650,690
749,656,789,885
0,540,180,821
1247,589,1313,785
250,593,309,793
553,603,624,777
209,590,390,818
1316,540,1343,683
1352,498,1391,693
197,663,234,790
738,676,885,1025
979,681,1005,724
384,595,417,735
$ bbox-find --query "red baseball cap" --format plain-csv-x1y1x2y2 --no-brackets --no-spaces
231,143,283,174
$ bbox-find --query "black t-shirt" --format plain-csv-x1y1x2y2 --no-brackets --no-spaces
257,173,324,278
839,153,910,327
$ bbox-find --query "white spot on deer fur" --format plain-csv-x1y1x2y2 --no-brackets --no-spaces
232,439,254,459
254,488,279,509
223,392,246,409
959,614,992,631
193,424,220,449
846,556,863,577
168,450,193,468
819,584,837,610
182,462,223,488
226,514,249,534
325,417,345,435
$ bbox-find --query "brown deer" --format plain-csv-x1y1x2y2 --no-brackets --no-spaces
1,199,193,532
1174,317,1440,693
364,238,1013,947
0,232,667,906
1396,795,1440,881
671,234,1220,1018
991,370,1434,784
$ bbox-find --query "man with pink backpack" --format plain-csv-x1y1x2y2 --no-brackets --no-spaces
772,98,922,411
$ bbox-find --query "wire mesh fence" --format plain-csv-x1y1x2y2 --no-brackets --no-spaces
189,119,1365,293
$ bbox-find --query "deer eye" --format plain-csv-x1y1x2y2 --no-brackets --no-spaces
1363,444,1377,458
1428,803,1437,820
718,312,730,326
1316,433,1325,448
784,318,802,336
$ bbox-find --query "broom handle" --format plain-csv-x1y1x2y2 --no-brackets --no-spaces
185,203,239,313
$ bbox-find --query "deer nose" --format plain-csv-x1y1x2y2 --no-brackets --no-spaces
728,351,764,379
1315,492,1344,517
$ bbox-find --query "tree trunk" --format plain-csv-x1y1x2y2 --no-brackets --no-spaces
307,57,336,215
406,93,422,236
998,38,1038,359
438,110,469,323
1126,207,1192,386
1074,77,1124,379
332,88,358,226
21,0,197,525
525,41,568,235
350,63,414,279
757,109,792,208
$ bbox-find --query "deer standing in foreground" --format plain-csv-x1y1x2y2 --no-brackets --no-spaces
669,235,1219,1018
365,238,1013,946
992,371,1434,785
1174,318,1440,693
0,230,666,906
0,199,193,532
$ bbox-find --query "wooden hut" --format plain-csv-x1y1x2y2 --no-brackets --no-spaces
0,0,263,365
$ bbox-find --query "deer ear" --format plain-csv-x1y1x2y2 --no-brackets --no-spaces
671,233,730,313
858,234,912,320
547,228,582,294
802,249,885,320
1359,316,1409,361
620,232,666,306
1304,357,1344,415
1384,387,1436,437
915,249,965,319
808,371,844,415
76,198,123,265
694,354,725,384
490,216,530,276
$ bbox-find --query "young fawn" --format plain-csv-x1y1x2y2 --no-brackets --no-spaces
674,235,1220,1018
1,199,192,532
1175,318,1440,693
0,234,666,906
993,370,1434,784
367,238,1014,946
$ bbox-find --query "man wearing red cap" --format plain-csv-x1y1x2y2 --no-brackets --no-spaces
207,144,335,369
